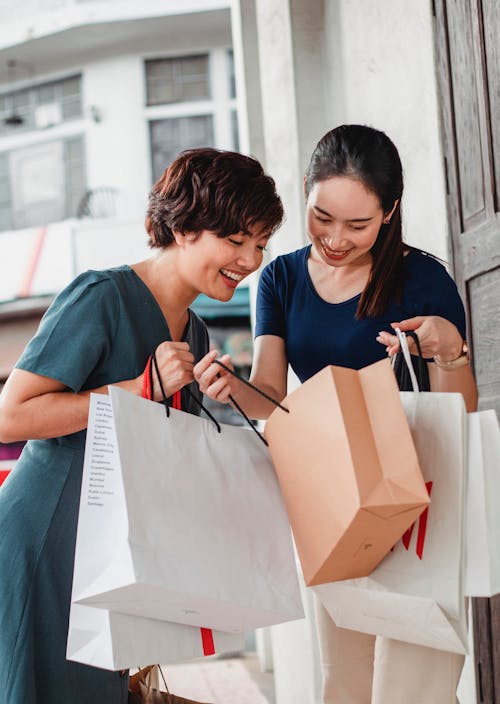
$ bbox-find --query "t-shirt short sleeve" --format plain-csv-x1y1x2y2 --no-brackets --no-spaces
15,272,118,392
255,259,286,339
404,253,467,340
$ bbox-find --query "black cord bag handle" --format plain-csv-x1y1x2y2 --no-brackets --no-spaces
392,330,431,392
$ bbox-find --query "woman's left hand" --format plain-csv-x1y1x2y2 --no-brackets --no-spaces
376,315,464,360
194,351,238,404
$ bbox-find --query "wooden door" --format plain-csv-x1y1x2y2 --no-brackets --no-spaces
434,1,500,701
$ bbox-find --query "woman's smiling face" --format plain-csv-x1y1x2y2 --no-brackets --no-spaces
306,176,390,269
175,226,270,301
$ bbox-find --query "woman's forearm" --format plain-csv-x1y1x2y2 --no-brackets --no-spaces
428,363,478,412
0,377,142,443
230,377,286,421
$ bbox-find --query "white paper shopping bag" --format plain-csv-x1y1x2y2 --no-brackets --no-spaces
314,391,468,654
465,410,500,597
66,603,244,671
70,388,303,633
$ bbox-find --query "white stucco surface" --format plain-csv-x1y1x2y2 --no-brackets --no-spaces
323,0,450,262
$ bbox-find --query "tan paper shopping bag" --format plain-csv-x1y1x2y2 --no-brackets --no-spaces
264,358,430,585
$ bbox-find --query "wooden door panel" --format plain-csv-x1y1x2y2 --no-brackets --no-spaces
435,0,500,414
434,1,500,701
469,268,500,415
473,599,495,703
481,0,500,207
460,216,500,281
445,0,486,227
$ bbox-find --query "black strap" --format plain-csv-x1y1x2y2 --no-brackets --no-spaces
213,359,291,446
151,351,222,433
184,386,222,434
151,352,171,417
213,360,289,413
150,352,287,443
392,330,431,392
228,393,268,447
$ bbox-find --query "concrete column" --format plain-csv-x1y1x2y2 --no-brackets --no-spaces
249,5,327,700
230,0,265,161
253,0,327,259
254,0,304,258
230,0,267,331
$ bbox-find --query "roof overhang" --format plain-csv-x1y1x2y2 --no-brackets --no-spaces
0,4,232,85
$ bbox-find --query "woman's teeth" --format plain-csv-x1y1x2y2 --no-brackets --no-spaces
221,269,245,281
322,244,351,256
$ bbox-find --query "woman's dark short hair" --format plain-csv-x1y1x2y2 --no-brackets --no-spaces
146,148,283,248
305,125,406,318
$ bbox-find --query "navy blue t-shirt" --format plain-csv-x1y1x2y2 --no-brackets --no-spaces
255,245,466,383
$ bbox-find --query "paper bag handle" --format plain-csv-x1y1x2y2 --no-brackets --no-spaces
144,351,222,432
144,352,289,446
145,352,275,446
393,328,421,392
213,359,289,413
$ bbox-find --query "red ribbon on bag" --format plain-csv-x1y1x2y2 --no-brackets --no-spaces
141,355,215,656
401,481,433,560
200,627,216,656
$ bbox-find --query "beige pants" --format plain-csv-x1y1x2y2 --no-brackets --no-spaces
314,599,464,704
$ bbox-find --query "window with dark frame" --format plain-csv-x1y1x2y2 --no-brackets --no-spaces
0,135,86,230
145,55,210,106
0,75,82,135
145,51,239,183
149,115,214,183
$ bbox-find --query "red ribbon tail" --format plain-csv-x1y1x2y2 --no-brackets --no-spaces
172,390,182,410
402,523,414,551
200,627,215,656
142,355,152,400
416,481,433,560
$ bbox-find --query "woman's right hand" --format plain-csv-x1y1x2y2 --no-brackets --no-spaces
194,351,237,404
148,341,195,401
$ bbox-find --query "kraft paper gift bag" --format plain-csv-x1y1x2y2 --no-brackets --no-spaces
70,387,303,634
264,357,430,585
314,331,468,654
66,603,243,671
464,409,500,597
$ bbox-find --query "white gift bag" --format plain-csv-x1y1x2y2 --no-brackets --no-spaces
465,409,500,597
70,387,303,634
314,331,468,654
66,603,244,671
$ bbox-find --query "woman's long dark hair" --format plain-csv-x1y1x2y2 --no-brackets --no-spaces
305,124,405,318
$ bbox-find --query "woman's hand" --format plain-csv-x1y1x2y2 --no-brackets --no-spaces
150,341,195,401
376,315,464,360
194,351,237,404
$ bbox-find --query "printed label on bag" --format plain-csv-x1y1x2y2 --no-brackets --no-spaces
85,396,120,508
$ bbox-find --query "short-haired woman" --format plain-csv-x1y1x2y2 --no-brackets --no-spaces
195,126,478,703
0,148,283,704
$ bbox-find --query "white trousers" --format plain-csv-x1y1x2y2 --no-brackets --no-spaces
314,599,464,704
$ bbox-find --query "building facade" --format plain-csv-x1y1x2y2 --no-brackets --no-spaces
0,0,247,386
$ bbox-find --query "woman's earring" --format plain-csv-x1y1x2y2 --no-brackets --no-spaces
383,219,391,225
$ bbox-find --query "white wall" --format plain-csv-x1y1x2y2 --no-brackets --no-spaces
84,56,150,214
323,0,450,261
249,0,450,263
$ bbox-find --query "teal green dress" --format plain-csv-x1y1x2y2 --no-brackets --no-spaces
0,266,209,704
